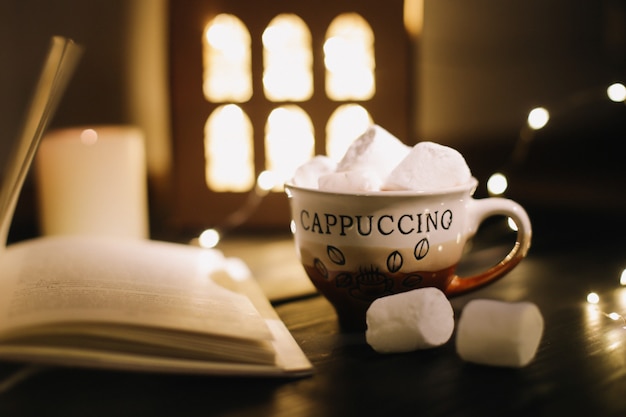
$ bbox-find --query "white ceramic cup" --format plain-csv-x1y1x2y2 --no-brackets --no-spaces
285,178,532,331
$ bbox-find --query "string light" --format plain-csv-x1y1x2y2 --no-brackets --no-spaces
608,312,623,322
256,170,279,192
194,170,280,248
198,228,221,249
481,83,626,338
587,292,600,304
607,82,626,103
527,107,550,130
486,172,508,196
585,268,626,330
488,82,625,201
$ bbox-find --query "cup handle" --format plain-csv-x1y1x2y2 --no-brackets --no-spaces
445,198,532,296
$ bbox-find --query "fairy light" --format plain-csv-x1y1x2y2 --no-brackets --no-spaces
608,312,622,321
587,292,600,304
194,170,284,248
607,83,626,103
585,268,626,330
198,228,221,248
256,170,279,192
489,82,625,200
487,172,508,196
527,107,550,130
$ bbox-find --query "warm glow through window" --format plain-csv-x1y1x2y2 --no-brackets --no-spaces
200,11,380,194
326,104,372,160
205,105,254,192
262,14,313,102
324,13,375,101
203,14,252,102
265,105,315,190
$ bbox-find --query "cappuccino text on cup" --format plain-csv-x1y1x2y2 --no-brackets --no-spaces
285,178,532,331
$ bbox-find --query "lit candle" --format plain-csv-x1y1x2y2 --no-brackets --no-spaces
35,126,149,239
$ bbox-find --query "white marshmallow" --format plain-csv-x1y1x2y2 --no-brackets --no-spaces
383,141,472,191
366,287,454,353
456,299,544,367
291,155,337,189
318,170,382,193
336,125,410,184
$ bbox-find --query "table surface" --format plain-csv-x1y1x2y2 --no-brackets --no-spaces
1,212,626,417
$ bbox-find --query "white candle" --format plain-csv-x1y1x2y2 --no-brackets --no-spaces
35,126,149,239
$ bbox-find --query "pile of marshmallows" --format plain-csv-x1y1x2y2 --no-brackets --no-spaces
292,125,544,367
292,124,472,192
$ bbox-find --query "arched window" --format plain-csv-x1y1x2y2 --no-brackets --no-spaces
326,104,373,161
204,105,254,192
262,14,313,102
203,14,252,102
324,13,375,101
265,105,315,189
170,1,410,229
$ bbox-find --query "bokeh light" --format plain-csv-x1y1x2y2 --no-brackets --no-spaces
199,228,221,248
607,83,626,103
527,107,550,130
487,172,508,196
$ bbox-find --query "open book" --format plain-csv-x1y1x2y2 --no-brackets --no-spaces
0,37,312,377
0,235,312,377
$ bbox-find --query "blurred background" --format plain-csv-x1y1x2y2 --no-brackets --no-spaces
1,0,624,244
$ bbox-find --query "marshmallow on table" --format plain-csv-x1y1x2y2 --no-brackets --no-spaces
318,169,382,193
336,125,410,185
366,287,454,353
456,299,544,367
383,141,472,191
291,155,337,189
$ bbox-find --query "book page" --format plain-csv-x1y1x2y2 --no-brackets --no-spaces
0,236,272,343
0,37,81,246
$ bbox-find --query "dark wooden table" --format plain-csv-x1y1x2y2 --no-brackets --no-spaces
1,211,626,417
